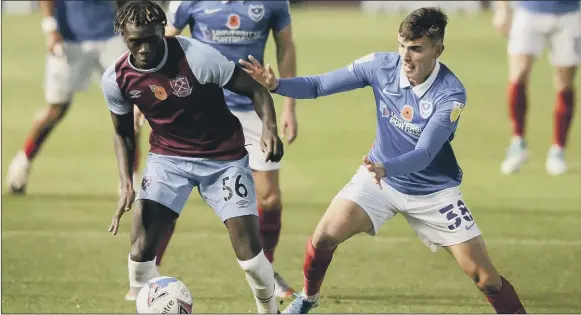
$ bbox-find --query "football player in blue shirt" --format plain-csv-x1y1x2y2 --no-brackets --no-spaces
241,7,527,314
6,0,143,194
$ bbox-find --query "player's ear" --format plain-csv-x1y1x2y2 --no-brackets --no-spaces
436,43,444,58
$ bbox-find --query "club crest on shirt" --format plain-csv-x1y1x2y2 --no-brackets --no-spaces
226,13,241,30
169,76,193,98
419,100,433,119
400,105,414,122
149,85,167,100
248,4,265,22
450,101,465,122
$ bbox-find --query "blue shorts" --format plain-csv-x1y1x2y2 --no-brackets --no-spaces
137,153,257,222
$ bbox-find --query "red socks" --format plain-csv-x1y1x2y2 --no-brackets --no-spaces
508,83,527,138
486,276,527,314
258,207,282,263
303,236,335,296
554,88,575,148
509,83,575,149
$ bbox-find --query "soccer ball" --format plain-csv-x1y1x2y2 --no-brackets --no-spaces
136,276,194,314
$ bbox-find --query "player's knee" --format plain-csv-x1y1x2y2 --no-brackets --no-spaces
311,232,339,251
129,237,156,262
469,269,502,295
509,70,530,85
257,192,281,211
129,249,154,263
40,103,70,125
554,70,577,91
509,60,532,84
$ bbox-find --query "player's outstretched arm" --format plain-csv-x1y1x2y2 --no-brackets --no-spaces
225,67,284,163
239,55,368,99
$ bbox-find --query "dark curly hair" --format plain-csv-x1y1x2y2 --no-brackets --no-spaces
113,0,167,34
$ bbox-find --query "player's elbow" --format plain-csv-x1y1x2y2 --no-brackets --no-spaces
250,86,272,104
415,147,434,170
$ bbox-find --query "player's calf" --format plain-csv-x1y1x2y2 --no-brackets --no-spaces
7,103,71,194
447,236,526,314
126,200,176,301
23,103,71,160
226,214,278,314
254,170,283,263
296,199,373,306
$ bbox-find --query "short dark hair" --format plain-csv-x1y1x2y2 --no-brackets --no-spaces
114,0,167,34
399,7,448,42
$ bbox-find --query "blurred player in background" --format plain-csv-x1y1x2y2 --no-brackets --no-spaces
494,0,580,175
151,0,298,298
241,7,527,314
5,0,143,194
102,2,284,312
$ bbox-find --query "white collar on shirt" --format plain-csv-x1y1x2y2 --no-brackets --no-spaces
399,61,440,98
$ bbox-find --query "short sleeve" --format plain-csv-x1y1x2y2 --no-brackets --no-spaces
269,1,291,32
430,89,467,131
346,53,377,86
101,66,132,115
176,36,235,87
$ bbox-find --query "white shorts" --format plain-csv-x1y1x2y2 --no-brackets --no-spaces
508,9,581,66
44,36,127,104
335,166,482,251
230,110,281,172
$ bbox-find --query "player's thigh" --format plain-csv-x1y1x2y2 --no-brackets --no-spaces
549,11,581,68
402,186,481,252
508,10,549,59
312,198,375,250
44,42,89,104
331,165,397,238
230,110,282,172
137,153,195,216
197,155,258,222
68,42,98,93
130,199,179,259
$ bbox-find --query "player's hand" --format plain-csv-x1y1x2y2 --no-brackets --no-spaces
239,55,279,91
363,155,385,189
280,108,298,144
260,126,284,163
108,185,136,235
492,7,512,37
46,30,65,58
133,106,145,134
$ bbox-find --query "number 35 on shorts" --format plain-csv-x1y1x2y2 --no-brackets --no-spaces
438,200,475,231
